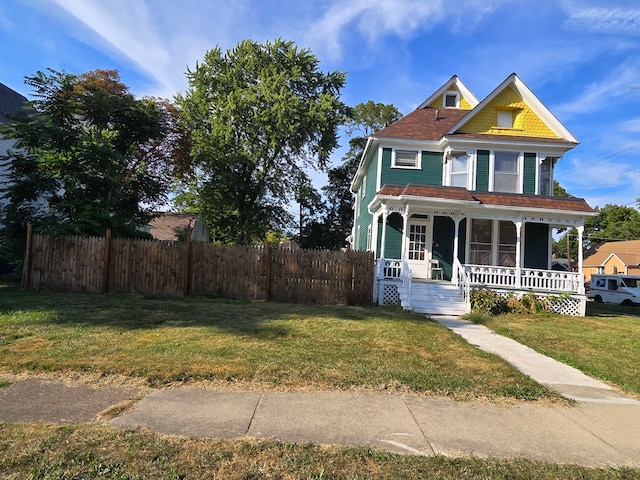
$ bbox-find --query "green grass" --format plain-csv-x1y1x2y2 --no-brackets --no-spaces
1,423,636,479
478,302,640,395
0,286,553,400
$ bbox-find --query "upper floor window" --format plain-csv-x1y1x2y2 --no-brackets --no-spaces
450,152,469,188
392,149,420,169
538,157,552,195
493,151,520,193
444,91,459,108
497,110,514,128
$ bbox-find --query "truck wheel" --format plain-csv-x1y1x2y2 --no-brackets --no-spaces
621,299,634,306
594,295,603,303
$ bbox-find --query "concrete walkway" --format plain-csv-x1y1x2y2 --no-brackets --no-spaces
2,317,640,467
434,316,640,405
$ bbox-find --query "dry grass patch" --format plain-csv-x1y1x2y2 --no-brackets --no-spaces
1,423,636,479
0,287,556,400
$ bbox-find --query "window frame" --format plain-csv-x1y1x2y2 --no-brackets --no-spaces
443,91,460,108
491,150,522,194
446,149,475,189
391,149,421,169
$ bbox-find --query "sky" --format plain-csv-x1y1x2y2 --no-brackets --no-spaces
1,0,640,210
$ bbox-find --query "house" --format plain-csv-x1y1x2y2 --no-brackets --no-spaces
350,74,595,316
0,82,28,214
146,212,210,242
583,240,640,282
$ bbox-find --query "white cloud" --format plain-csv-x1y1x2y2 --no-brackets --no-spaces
566,7,640,35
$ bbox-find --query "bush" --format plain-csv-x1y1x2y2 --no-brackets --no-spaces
470,288,550,316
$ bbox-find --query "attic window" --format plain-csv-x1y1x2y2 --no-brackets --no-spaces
444,91,459,108
497,110,514,128
392,149,420,169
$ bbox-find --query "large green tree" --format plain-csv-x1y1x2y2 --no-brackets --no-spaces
0,69,180,262
175,39,347,244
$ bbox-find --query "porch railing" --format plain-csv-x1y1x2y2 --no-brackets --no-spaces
464,264,582,294
379,258,402,279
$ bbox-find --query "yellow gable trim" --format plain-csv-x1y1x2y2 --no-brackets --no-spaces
459,85,557,137
426,87,474,110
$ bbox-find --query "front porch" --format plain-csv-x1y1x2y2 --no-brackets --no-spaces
376,259,587,317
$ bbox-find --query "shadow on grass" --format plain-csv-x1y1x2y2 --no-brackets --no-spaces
0,286,422,337
586,301,640,318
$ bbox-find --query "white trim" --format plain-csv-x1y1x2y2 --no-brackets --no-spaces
392,148,422,169
418,75,480,109
446,73,579,144
376,145,383,192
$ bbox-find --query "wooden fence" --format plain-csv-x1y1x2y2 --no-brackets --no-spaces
21,228,375,305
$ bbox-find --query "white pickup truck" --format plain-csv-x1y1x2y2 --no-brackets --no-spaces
588,274,640,306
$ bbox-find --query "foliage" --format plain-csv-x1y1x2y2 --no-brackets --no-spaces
470,289,550,316
300,102,403,250
584,204,640,247
175,38,347,244
0,69,180,264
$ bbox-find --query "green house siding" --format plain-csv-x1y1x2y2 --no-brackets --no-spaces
381,213,403,259
380,148,443,187
524,223,549,269
523,152,536,194
475,150,490,191
354,147,380,252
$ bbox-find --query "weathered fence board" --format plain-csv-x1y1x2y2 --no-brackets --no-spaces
24,231,374,305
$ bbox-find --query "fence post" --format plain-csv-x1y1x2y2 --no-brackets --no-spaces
183,229,193,296
344,246,353,305
265,242,272,301
101,228,112,293
21,223,33,290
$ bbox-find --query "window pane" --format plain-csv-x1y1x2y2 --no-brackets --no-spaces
498,221,516,267
395,150,418,167
494,151,519,193
539,158,552,195
470,219,492,265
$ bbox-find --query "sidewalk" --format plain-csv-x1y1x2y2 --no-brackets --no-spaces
1,317,640,467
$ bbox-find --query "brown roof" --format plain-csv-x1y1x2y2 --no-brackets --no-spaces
374,107,470,141
377,184,594,213
584,240,640,267
148,213,199,241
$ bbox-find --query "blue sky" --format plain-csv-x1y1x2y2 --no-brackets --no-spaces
1,0,640,210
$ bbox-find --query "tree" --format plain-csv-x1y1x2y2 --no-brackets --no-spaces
0,69,178,263
303,102,403,250
175,39,347,244
584,204,640,248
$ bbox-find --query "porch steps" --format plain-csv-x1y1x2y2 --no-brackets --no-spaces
398,280,468,316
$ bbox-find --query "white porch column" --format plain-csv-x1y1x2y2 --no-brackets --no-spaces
452,216,461,285
577,225,585,294
515,221,522,288
380,206,389,260
401,205,410,260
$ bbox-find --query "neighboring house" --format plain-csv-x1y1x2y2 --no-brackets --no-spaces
350,74,595,316
0,82,28,214
583,240,640,282
147,213,210,242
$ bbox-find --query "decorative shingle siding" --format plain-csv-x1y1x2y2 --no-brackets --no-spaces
459,86,557,137
523,152,537,194
475,150,490,191
380,149,443,186
427,91,473,110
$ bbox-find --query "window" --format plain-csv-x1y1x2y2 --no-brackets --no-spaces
450,152,469,188
494,151,519,193
497,110,513,128
498,221,516,267
393,149,420,168
361,174,366,198
408,224,427,260
366,224,372,251
612,266,618,275
539,157,552,195
470,219,492,265
444,91,459,108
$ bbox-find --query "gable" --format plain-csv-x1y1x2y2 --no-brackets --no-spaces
426,86,475,110
457,85,557,138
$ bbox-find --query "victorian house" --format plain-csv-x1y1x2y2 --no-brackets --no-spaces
350,74,595,316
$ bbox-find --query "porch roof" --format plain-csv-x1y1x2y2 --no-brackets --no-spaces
374,184,595,215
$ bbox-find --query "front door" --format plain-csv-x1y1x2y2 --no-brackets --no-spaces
406,219,432,279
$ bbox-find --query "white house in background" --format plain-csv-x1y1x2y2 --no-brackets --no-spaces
350,74,596,316
0,82,28,215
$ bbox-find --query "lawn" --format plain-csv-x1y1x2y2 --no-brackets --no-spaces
1,423,636,480
477,302,640,395
0,286,552,400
